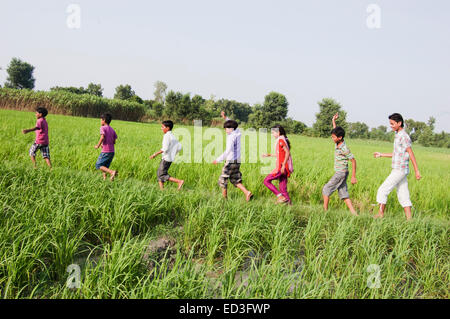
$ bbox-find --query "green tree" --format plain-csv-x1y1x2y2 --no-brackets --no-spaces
164,90,183,119
348,122,370,139
154,81,168,104
313,98,348,137
405,119,427,142
4,58,35,89
114,84,135,100
86,83,103,97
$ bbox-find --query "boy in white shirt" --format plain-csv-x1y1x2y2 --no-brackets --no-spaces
149,120,184,190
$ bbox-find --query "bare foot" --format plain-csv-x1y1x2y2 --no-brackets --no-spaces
177,180,184,190
102,173,107,181
246,191,253,202
110,170,118,181
373,212,384,219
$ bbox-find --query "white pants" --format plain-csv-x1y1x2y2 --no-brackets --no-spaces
376,169,412,208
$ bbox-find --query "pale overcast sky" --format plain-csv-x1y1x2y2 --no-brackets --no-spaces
1,0,449,131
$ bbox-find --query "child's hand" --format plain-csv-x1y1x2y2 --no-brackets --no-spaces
351,176,357,184
22,129,27,134
212,160,218,165
94,145,99,149
415,170,421,180
262,154,269,158
281,164,286,174
373,152,381,158
149,154,155,160
221,111,226,119
332,113,339,121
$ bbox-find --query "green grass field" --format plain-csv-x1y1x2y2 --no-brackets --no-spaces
0,109,448,298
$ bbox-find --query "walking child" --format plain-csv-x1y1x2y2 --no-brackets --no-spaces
94,113,118,181
322,113,358,215
373,113,421,220
262,124,293,204
149,120,184,190
22,107,52,169
212,111,252,201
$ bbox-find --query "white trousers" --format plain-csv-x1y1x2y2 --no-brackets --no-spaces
376,169,412,208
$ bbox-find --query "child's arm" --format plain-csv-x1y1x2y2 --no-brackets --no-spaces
22,127,38,134
261,153,276,158
373,152,393,158
94,135,104,149
406,147,421,180
350,158,357,184
280,144,290,174
332,113,338,129
149,150,163,159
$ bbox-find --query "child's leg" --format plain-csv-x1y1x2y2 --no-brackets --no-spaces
99,166,117,181
264,173,282,196
44,157,52,168
396,175,412,220
279,174,291,204
343,198,358,216
30,156,37,168
222,188,227,199
158,181,164,190
235,183,252,201
375,170,404,218
168,177,184,190
323,195,330,211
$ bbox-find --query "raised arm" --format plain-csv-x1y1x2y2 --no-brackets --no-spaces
332,113,339,129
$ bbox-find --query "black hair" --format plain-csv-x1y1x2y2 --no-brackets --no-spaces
224,120,238,130
388,113,404,127
101,113,112,124
331,126,346,139
271,124,291,149
162,120,174,130
36,107,48,117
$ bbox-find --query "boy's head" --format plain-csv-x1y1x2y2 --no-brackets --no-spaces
331,126,345,144
161,120,174,133
101,113,112,125
35,107,48,118
388,113,404,131
224,120,238,134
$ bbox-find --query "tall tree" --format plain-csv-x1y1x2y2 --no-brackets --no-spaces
154,81,168,104
87,83,103,97
313,98,348,137
4,58,35,89
114,84,135,100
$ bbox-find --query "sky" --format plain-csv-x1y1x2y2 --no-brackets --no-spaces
1,0,449,131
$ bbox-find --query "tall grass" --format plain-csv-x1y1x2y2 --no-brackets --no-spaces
0,109,448,298
0,88,146,122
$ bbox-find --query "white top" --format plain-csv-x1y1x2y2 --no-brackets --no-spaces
216,128,241,163
161,131,182,162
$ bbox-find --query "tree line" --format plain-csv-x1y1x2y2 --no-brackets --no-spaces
2,57,449,148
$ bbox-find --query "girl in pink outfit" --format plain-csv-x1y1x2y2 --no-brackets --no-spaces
262,125,293,204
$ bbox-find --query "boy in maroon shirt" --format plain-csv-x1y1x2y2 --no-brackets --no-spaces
94,113,118,181
22,107,52,169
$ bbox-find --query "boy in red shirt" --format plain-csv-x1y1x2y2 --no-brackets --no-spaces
22,107,52,169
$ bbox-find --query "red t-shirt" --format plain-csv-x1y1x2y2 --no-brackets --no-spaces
35,118,49,145
276,138,290,177
100,125,117,153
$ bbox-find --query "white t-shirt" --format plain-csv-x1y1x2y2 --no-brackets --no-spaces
161,131,182,162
